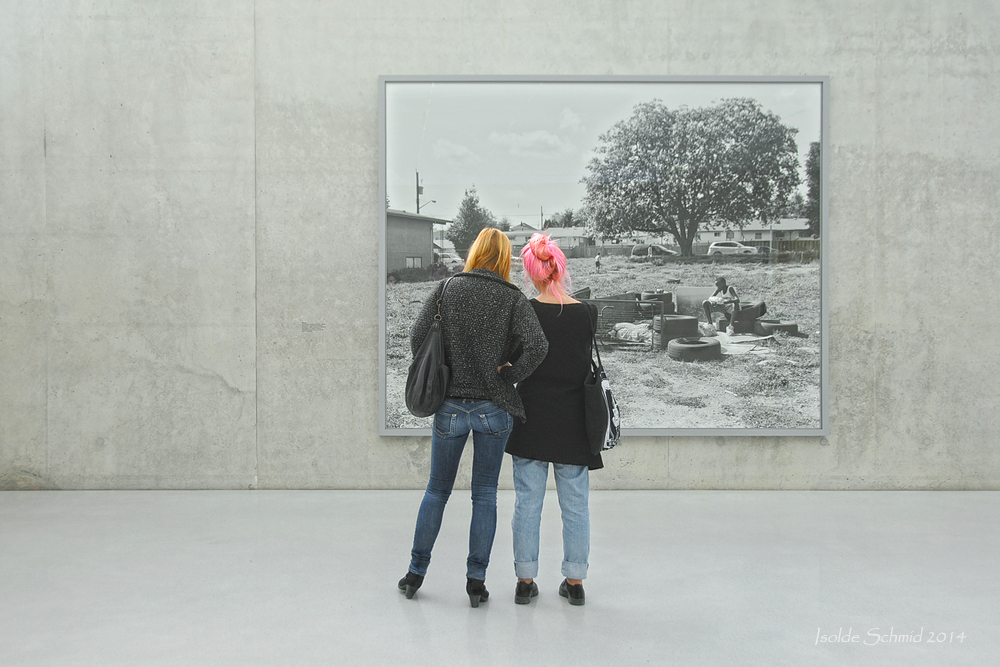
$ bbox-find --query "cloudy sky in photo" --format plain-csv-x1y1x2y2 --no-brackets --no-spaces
385,80,822,225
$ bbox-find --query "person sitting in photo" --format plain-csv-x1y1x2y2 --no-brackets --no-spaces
702,277,740,335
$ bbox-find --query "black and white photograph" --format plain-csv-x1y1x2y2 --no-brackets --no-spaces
380,76,828,435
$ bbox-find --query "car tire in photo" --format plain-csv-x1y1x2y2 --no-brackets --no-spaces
667,337,723,361
753,319,800,336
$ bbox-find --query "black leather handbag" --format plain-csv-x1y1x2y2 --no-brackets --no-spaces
583,304,621,454
405,277,455,418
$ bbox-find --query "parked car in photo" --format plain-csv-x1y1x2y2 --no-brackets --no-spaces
707,241,758,255
630,244,680,258
436,252,465,271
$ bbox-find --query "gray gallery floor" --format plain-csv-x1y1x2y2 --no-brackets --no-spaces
2,490,997,666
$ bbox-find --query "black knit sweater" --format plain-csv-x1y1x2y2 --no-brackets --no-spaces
409,269,548,421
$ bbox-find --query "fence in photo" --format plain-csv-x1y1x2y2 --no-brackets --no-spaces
774,238,820,262
570,244,633,259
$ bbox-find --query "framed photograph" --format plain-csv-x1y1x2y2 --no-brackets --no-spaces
379,76,828,437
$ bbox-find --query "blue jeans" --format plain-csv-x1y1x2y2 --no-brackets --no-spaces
409,399,513,580
511,455,590,581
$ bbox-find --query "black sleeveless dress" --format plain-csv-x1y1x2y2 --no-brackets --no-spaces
504,300,603,470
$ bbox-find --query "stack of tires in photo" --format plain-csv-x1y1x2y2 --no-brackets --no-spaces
644,292,720,361
640,292,683,350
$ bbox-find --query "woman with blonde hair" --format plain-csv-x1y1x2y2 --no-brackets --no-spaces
504,232,603,606
399,227,548,607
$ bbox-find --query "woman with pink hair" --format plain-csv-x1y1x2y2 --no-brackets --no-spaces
504,233,603,607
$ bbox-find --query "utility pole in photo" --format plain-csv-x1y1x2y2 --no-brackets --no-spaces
416,171,435,214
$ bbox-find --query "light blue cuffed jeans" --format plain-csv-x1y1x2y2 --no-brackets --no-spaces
511,455,590,581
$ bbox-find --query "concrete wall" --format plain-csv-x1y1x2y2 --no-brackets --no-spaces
2,0,999,490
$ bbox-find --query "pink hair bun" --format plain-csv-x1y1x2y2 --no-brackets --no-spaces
529,233,553,261
521,232,570,300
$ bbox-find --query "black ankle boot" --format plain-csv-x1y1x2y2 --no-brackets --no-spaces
398,572,424,599
559,579,585,606
514,580,539,605
466,578,489,608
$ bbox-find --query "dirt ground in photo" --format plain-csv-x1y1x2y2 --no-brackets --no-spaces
385,256,821,430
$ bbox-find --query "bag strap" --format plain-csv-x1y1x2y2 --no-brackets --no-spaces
435,270,496,321
435,276,457,322
587,302,603,369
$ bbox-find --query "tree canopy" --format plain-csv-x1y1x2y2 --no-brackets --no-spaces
544,208,580,229
446,187,498,254
781,191,806,219
804,141,821,237
582,98,802,255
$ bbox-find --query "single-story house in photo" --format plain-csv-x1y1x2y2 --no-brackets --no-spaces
504,225,593,252
385,209,452,273
695,218,814,249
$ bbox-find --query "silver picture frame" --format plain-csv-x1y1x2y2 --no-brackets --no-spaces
379,75,829,437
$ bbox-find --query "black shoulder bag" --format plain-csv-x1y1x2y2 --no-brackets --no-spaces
405,277,455,418
583,303,621,454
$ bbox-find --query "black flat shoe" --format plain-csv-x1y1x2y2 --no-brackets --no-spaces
559,579,585,606
398,572,424,599
514,580,539,605
466,578,490,608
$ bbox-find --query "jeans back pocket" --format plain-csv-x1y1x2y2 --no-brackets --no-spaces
433,410,458,437
477,409,513,436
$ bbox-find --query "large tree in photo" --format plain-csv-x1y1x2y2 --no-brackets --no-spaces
446,186,498,255
582,98,802,256
804,141,821,237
